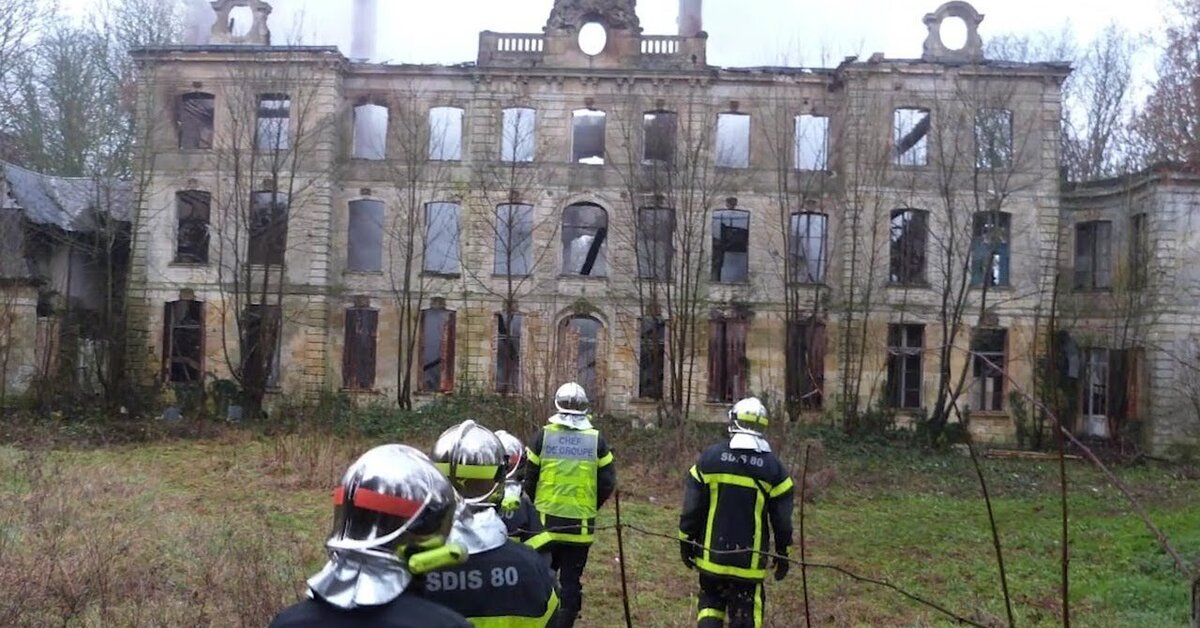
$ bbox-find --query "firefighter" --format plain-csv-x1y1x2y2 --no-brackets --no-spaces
423,420,561,627
494,429,552,554
524,382,617,628
269,444,471,628
678,397,795,628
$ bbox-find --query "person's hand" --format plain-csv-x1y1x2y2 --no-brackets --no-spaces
773,555,789,581
680,541,696,570
500,494,520,515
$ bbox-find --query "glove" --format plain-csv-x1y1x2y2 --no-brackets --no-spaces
773,553,790,581
500,482,521,515
680,540,696,570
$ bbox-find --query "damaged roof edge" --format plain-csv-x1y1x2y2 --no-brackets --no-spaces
0,161,132,232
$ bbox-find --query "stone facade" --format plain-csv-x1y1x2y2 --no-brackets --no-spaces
125,0,1105,446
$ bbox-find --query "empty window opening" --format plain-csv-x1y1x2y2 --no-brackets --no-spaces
175,190,211,264
889,208,927,285
352,103,389,160
712,209,749,283
1082,348,1109,437
894,107,930,166
494,203,534,276
241,304,281,389
971,211,1011,287
571,108,606,165
429,106,464,161
562,202,608,276
707,315,748,402
495,312,522,394
256,94,290,152
971,328,1006,412
637,207,675,280
639,317,666,399
228,6,253,37
249,191,288,266
177,92,214,150
501,107,536,163
643,111,677,164
420,306,457,393
347,199,384,272
786,320,826,410
794,114,829,171
559,316,602,401
424,202,461,274
715,112,750,168
887,324,923,409
788,212,827,283
1074,220,1112,290
941,16,969,51
343,307,378,390
1130,213,1148,290
976,108,1013,169
163,299,203,384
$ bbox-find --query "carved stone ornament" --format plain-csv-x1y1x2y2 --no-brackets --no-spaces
210,0,273,45
921,1,985,63
546,0,641,32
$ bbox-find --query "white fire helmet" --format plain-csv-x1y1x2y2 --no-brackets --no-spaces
554,381,590,415
728,396,769,431
430,420,507,507
493,430,525,480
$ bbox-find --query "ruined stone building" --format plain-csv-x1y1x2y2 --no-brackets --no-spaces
111,0,1192,454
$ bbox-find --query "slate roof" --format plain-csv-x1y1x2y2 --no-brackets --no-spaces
1,161,132,231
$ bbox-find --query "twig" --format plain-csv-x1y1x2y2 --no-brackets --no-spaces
799,442,813,628
613,489,634,628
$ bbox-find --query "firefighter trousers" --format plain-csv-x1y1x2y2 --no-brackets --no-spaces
549,542,590,628
697,573,764,628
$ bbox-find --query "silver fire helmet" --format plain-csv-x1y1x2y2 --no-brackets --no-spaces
325,444,458,557
493,430,525,479
728,396,770,431
554,381,590,415
430,420,507,506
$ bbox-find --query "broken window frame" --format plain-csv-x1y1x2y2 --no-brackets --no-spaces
352,102,389,160
1130,213,1148,290
1073,220,1113,290
500,107,536,163
642,110,677,165
248,191,288,266
256,93,291,152
711,209,750,283
494,203,534,276
638,316,666,400
177,92,215,150
241,304,282,389
428,106,464,161
558,316,603,402
889,208,928,285
970,328,1006,412
794,114,830,171
886,324,924,409
788,212,828,284
715,112,751,168
975,108,1013,169
424,201,461,275
707,315,749,403
347,198,384,272
162,299,204,384
342,307,378,391
495,312,523,394
786,319,826,411
419,306,457,393
571,108,607,165
561,202,608,277
893,107,930,167
637,207,675,280
175,190,211,264
970,211,1011,288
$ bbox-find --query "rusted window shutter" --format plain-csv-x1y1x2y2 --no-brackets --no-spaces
707,319,724,401
439,312,456,393
161,301,172,381
342,311,355,389
809,322,826,408
728,318,748,400
1108,349,1129,421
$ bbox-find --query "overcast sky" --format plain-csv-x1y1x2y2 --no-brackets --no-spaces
62,0,1167,69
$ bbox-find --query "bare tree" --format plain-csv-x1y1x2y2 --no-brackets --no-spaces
1134,0,1200,166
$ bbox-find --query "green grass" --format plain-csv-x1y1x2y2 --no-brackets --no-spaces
0,429,1196,627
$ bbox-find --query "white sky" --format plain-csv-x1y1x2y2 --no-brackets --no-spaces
61,0,1167,69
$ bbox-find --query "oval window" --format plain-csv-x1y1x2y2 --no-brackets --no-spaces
578,22,607,56
940,16,968,51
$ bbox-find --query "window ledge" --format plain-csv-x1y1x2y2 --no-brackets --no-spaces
970,284,1013,292
711,280,751,286
340,388,383,395
349,157,387,162
344,270,384,276
421,272,462,279
787,281,827,288
491,273,532,279
558,274,609,281
169,261,209,268
887,282,931,289
246,264,287,271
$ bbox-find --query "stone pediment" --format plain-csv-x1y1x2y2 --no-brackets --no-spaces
546,0,641,32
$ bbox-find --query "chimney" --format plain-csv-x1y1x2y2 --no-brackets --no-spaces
678,0,702,37
351,0,378,61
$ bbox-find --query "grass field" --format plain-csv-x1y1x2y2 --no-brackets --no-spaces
0,423,1197,627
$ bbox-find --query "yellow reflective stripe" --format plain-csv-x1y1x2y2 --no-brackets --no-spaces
541,530,594,544
694,557,766,580
688,465,703,483
752,487,765,571
465,591,557,627
698,608,726,621
525,447,541,465
703,473,758,489
753,584,763,628
523,531,553,550
434,462,499,480
677,530,690,541
597,451,614,467
702,482,718,564
769,477,794,498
